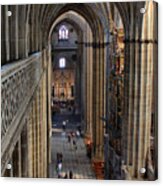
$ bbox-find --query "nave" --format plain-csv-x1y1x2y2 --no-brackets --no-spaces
1,2,158,180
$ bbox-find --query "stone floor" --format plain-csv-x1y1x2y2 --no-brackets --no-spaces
49,112,96,179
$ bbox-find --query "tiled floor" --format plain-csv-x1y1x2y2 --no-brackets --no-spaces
49,128,96,179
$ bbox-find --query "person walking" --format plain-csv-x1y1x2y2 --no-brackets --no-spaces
56,162,62,177
68,133,71,143
62,121,66,130
69,170,73,179
76,130,80,139
56,152,63,163
73,139,77,150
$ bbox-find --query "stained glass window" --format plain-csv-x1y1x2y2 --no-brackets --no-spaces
59,25,69,40
59,57,66,68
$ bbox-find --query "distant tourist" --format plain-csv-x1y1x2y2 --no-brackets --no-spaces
56,152,63,163
76,130,80,139
68,133,71,143
69,170,73,179
73,139,77,150
62,121,66,130
56,162,62,176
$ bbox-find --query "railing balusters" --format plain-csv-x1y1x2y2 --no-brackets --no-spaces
1,53,42,144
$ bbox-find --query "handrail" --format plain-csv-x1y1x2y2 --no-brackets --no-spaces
1,53,41,81
1,52,42,158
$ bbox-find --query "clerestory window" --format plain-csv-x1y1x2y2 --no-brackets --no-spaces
59,25,69,40
59,57,66,68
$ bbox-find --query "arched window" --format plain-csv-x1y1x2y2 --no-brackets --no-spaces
59,57,66,68
59,25,69,40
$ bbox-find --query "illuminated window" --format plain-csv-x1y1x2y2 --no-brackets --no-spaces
59,58,66,68
59,25,69,40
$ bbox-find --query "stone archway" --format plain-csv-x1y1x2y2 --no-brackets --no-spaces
46,5,109,178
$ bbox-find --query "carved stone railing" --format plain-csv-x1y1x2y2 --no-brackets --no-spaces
1,53,42,159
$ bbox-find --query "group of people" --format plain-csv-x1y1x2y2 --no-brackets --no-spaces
55,123,82,178
56,152,73,179
67,131,79,150
51,100,77,115
62,121,81,151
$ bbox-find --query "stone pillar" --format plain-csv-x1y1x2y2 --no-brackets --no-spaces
39,85,43,177
9,5,19,61
36,90,41,177
137,2,157,179
122,1,158,180
32,99,37,177
42,62,48,177
27,105,34,177
103,31,109,179
46,47,52,176
29,5,34,53
152,2,158,179
21,124,28,177
18,138,22,177
1,6,6,64
85,24,93,140
4,5,10,62
92,39,105,179
93,44,105,160
18,5,26,59
75,56,81,110
82,23,87,132
88,40,93,141
12,142,19,177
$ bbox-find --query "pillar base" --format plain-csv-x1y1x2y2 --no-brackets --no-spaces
84,133,92,145
84,134,93,159
92,158,104,179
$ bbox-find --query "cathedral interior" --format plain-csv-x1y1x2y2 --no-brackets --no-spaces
1,1,158,180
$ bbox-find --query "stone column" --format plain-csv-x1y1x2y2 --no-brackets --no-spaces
29,5,34,53
32,99,37,177
18,137,22,177
122,1,158,180
21,124,28,177
83,23,87,132
91,37,106,179
152,2,158,179
1,6,6,64
12,142,19,177
42,62,48,177
4,5,10,62
93,44,105,160
39,85,43,177
9,5,19,61
85,25,93,140
36,90,41,177
137,2,157,179
46,47,52,176
18,5,26,59
88,40,93,141
27,105,34,177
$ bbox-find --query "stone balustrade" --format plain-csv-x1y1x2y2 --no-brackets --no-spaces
1,52,43,173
